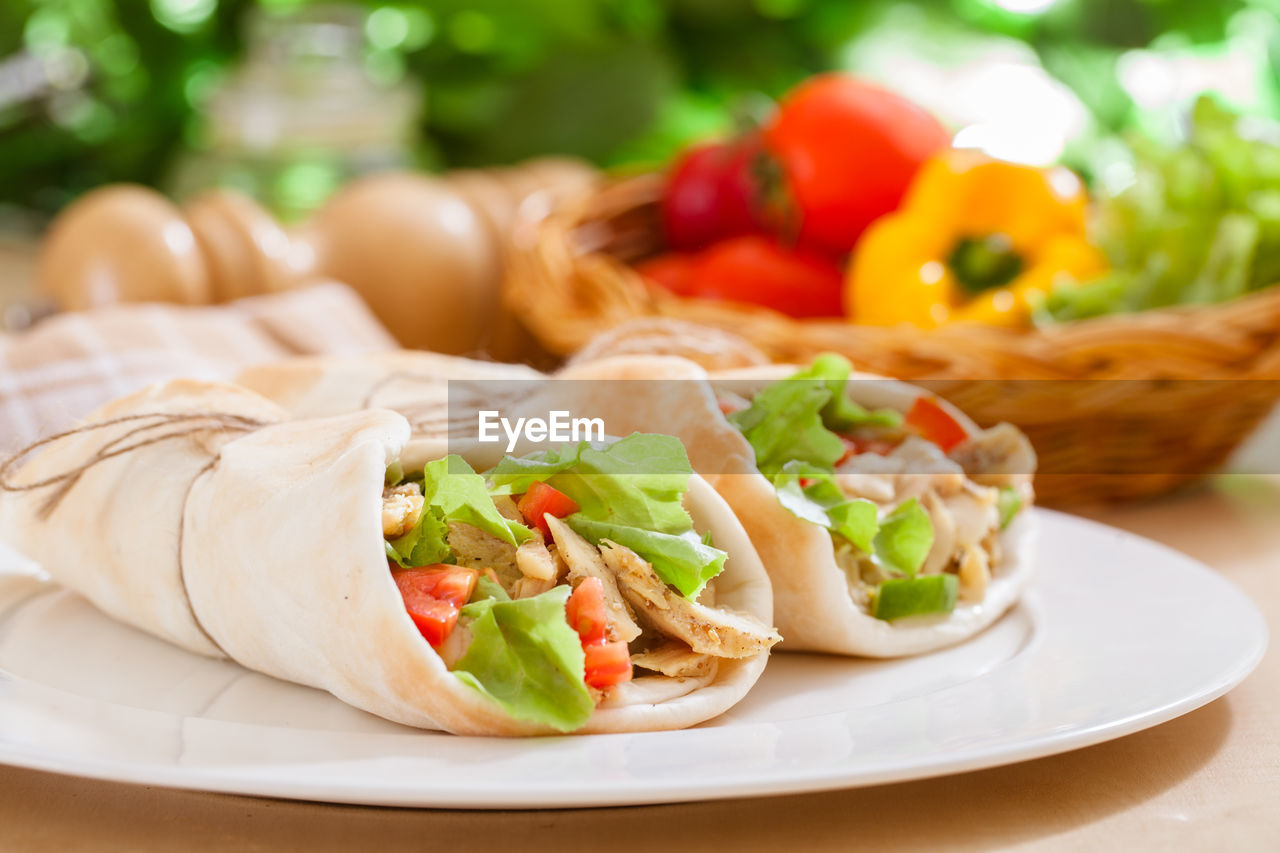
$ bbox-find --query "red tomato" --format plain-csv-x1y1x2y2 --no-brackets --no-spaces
836,434,897,465
636,253,699,297
393,566,479,647
683,235,844,318
583,640,633,689
905,397,969,452
517,481,580,540
661,137,765,250
565,577,609,645
402,598,457,648
763,75,949,253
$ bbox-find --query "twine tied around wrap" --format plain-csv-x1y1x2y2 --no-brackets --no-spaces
0,411,270,520
0,410,272,657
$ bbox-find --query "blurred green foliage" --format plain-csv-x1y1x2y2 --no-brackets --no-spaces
2,0,1279,218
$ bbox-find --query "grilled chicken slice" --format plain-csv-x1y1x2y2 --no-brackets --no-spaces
381,484,424,538
491,493,524,522
956,544,991,603
446,521,520,588
600,543,781,658
544,515,642,643
631,640,715,678
515,537,559,581
950,422,1036,496
512,575,557,599
836,436,967,503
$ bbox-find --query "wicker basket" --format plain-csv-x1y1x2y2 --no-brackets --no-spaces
505,175,1280,504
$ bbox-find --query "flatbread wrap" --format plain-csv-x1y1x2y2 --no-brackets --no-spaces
235,348,1036,657
0,380,779,735
554,354,1038,657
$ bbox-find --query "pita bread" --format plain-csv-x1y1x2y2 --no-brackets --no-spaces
555,358,1038,657
1,379,774,734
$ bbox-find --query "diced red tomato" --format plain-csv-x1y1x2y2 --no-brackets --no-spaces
836,434,898,465
402,598,458,648
393,566,479,647
394,566,478,608
905,396,969,452
566,578,633,689
565,577,609,645
583,640,633,689
517,481,580,540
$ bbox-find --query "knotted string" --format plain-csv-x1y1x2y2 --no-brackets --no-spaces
0,411,268,520
1,410,271,656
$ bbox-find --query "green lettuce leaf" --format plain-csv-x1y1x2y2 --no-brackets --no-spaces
727,368,843,478
566,515,727,599
809,353,903,432
486,442,588,494
997,486,1023,530
386,455,532,568
490,433,695,534
421,456,532,546
385,508,452,568
872,498,934,577
471,574,511,603
772,461,879,553
488,433,725,598
453,585,593,733
727,353,901,477
871,575,958,621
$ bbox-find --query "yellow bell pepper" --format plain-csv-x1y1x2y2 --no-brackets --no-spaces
846,150,1106,328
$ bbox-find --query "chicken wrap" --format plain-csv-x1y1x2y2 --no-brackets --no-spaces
554,353,1037,657
234,348,1035,657
0,380,779,735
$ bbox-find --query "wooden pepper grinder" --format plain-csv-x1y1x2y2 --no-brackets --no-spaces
36,158,598,358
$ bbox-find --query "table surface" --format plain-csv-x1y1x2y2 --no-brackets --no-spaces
2,244,1278,850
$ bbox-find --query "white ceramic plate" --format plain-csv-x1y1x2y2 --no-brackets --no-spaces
0,510,1265,809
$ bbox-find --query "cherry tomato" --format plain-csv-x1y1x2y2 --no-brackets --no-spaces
683,235,844,318
905,396,969,452
517,481,580,541
565,577,609,645
636,252,699,297
661,137,765,250
393,566,479,647
763,75,949,253
583,640,633,689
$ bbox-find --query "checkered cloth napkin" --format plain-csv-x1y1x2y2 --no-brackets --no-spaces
0,282,396,449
